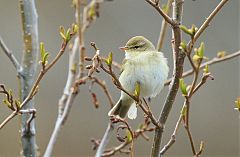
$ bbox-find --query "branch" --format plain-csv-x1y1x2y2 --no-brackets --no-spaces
95,122,115,157
156,0,173,51
164,50,240,86
19,0,39,156
0,36,21,72
0,32,74,130
191,0,229,44
151,1,184,157
146,0,175,26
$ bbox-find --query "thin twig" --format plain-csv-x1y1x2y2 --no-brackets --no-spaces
159,115,182,156
157,0,173,51
191,0,229,44
0,36,21,72
90,76,115,108
0,36,73,129
95,122,115,157
145,0,175,26
164,50,240,86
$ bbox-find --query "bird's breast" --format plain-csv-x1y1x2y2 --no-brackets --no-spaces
119,52,169,98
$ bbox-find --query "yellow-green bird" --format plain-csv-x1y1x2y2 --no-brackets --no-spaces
108,36,169,119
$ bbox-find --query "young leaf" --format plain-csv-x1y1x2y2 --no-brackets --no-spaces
181,105,187,117
179,25,193,36
179,40,187,52
65,28,71,42
72,23,78,34
180,79,187,96
59,26,66,40
217,51,226,58
40,42,45,60
134,81,141,98
105,52,113,66
234,98,240,111
197,42,204,58
203,64,209,74
126,130,133,142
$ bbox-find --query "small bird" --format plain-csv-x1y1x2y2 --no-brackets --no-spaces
108,36,169,119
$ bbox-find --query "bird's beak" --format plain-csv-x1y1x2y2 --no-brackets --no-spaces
119,46,129,51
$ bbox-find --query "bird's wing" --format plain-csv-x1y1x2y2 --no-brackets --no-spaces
119,59,127,75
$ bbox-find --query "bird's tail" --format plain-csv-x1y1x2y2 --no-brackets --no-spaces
108,99,137,119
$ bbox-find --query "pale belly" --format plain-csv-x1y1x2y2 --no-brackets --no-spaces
119,59,168,98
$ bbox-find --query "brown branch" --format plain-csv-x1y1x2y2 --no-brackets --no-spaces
151,1,184,156
164,50,240,86
0,34,74,130
160,115,182,156
191,0,229,44
145,0,175,26
90,76,115,108
157,0,173,51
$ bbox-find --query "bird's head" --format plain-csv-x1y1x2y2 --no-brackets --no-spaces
119,36,155,59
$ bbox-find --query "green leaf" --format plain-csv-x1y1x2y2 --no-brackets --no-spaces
3,99,14,110
217,51,226,58
72,23,78,34
192,54,201,63
105,52,113,66
180,79,187,96
42,53,49,65
179,40,187,51
181,105,187,116
59,26,66,40
126,130,133,142
235,98,240,111
15,99,21,111
179,25,193,36
40,42,45,59
203,64,209,73
65,28,71,42
197,42,204,58
190,24,198,35
134,81,141,98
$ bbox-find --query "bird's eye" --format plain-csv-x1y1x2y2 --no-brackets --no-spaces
133,45,140,49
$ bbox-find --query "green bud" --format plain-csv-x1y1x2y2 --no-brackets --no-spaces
59,26,66,40
235,98,240,111
217,51,226,58
181,105,187,116
105,52,113,66
134,81,141,98
179,25,193,36
72,24,78,34
180,78,187,96
179,40,187,51
126,130,133,142
203,64,209,74
65,28,71,42
192,54,201,63
197,42,204,58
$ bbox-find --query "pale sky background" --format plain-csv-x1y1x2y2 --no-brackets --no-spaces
0,0,239,157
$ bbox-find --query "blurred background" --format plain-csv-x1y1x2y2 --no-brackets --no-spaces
0,0,239,157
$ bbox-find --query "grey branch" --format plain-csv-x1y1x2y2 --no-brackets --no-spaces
165,50,240,86
95,122,115,157
0,36,21,72
150,1,184,157
44,37,79,156
19,0,39,156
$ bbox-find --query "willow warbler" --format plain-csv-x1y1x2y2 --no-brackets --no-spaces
108,36,169,119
